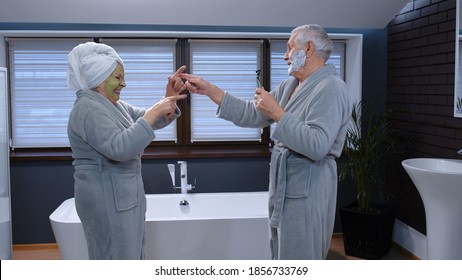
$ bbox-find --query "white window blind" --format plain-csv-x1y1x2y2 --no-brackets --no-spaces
8,36,348,148
100,39,177,141
9,38,177,148
9,38,92,148
269,40,346,136
189,40,263,142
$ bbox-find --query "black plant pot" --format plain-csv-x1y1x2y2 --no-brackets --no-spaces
339,202,396,260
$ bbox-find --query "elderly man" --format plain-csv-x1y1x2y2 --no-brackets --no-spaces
181,24,352,259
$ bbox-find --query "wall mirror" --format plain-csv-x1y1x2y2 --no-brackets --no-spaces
455,0,462,117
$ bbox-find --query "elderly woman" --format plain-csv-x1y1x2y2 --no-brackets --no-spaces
67,42,187,259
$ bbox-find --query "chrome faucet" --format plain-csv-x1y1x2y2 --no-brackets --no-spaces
178,161,193,194
168,161,195,194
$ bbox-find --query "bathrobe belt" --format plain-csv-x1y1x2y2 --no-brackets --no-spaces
269,145,290,228
269,145,336,228
73,158,141,173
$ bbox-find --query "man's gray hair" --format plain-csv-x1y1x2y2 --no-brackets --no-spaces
292,24,333,62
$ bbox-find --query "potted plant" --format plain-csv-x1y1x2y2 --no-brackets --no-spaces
338,98,407,259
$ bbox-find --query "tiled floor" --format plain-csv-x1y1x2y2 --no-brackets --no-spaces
11,234,418,260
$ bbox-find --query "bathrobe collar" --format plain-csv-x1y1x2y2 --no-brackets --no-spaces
283,64,337,110
75,89,134,128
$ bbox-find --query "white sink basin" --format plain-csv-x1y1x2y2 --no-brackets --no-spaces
402,158,462,174
402,158,462,260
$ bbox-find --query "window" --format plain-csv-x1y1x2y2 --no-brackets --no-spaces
100,39,178,142
189,40,263,142
6,33,356,151
8,38,91,148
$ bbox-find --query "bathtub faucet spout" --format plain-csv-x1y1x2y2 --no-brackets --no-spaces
178,161,194,194
169,161,195,194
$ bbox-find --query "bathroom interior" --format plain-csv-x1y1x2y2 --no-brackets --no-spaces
1,0,462,260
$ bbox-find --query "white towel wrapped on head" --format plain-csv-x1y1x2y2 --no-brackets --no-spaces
68,42,124,91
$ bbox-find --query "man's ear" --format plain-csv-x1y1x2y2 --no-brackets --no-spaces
306,41,314,54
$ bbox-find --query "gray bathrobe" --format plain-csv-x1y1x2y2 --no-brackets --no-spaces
218,65,351,259
67,89,180,259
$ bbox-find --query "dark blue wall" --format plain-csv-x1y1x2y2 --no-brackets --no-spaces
10,157,271,244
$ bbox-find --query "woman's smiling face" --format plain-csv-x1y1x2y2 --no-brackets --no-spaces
97,63,126,104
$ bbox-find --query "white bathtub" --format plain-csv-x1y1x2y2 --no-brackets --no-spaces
49,191,271,260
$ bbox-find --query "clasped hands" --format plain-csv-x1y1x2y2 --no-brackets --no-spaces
179,70,285,122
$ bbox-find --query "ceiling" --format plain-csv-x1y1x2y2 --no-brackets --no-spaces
0,0,411,29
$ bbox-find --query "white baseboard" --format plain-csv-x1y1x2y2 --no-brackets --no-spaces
392,219,427,259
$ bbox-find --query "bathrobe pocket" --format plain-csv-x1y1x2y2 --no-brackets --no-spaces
285,156,312,198
110,172,140,211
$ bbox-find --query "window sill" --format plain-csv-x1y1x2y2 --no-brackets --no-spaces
10,145,271,162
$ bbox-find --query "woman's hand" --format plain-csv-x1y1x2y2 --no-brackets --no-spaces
166,65,187,97
143,94,188,126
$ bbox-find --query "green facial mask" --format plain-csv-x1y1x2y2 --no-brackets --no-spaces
101,64,126,103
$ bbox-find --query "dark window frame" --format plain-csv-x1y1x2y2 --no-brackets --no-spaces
8,36,347,161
